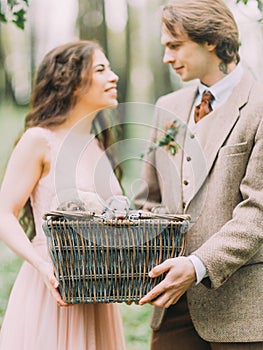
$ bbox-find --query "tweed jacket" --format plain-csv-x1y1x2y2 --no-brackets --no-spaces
135,71,263,342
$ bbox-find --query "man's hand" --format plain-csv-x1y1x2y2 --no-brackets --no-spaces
139,256,196,308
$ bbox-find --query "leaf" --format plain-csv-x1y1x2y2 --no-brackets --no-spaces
0,0,29,28
235,0,247,4
158,139,168,146
12,8,26,29
0,13,7,23
165,129,175,138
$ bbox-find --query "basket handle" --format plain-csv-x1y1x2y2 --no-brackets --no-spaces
128,211,191,222
42,210,191,222
42,210,96,220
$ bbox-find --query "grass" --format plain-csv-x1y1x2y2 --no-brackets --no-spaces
0,102,152,349
120,303,152,350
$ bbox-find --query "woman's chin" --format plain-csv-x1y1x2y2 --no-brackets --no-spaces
106,99,119,109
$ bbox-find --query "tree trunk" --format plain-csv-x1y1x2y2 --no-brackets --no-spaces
78,0,108,52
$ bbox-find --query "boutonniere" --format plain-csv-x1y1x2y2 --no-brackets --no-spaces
141,119,180,158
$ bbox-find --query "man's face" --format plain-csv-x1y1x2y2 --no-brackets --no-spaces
161,25,213,83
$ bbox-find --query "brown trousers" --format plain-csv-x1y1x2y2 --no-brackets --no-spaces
151,294,262,350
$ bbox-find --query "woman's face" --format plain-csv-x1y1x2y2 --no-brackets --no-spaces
77,49,119,111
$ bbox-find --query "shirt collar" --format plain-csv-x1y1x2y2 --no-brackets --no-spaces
197,64,244,105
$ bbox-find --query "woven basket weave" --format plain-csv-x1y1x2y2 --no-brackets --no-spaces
42,211,190,304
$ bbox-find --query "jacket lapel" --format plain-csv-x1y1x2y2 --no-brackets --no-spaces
185,71,253,207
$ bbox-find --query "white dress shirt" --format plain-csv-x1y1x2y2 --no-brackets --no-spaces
185,64,244,284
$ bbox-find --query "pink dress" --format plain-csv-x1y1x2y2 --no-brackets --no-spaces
0,127,126,350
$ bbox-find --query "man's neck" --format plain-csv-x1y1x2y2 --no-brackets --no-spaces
201,61,237,87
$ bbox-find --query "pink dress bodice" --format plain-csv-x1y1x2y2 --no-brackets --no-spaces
30,127,122,242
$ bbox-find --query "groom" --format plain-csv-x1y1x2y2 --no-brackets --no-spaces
136,0,263,349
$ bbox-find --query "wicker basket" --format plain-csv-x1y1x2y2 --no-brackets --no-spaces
42,211,190,304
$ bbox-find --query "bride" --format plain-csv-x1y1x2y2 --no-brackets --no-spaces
0,40,126,350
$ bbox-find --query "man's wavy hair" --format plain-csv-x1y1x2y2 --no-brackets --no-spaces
20,40,123,239
162,0,240,64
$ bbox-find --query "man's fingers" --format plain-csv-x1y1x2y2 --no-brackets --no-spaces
139,280,167,304
153,293,180,308
149,259,172,278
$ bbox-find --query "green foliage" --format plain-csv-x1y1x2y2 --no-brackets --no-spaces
0,0,29,29
120,304,152,350
0,12,7,23
236,0,263,11
236,0,249,4
0,0,262,31
12,7,26,29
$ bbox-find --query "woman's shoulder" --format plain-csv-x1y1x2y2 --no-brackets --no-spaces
22,126,52,138
20,127,53,145
17,127,52,157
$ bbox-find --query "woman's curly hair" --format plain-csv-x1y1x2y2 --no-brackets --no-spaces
19,40,123,239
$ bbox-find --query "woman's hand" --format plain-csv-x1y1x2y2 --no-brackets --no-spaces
38,261,68,307
139,256,196,308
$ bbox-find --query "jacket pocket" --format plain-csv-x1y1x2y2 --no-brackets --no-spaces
218,141,248,157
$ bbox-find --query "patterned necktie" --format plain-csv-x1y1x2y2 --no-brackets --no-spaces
194,90,214,123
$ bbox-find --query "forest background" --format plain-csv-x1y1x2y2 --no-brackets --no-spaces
0,1,262,349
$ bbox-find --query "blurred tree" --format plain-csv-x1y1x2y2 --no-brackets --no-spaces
78,0,108,52
0,0,263,106
0,24,17,104
0,0,29,104
77,0,174,104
